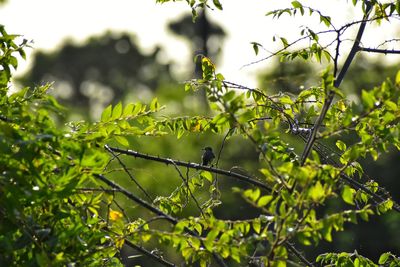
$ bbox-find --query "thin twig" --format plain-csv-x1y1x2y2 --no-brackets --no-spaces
214,127,235,194
359,47,400,54
286,242,315,267
104,144,152,201
124,239,177,267
95,174,177,223
168,159,206,218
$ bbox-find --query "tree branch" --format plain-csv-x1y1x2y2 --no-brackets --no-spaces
95,173,177,224
104,145,272,193
300,1,373,165
286,243,315,267
0,114,12,122
298,133,400,213
169,160,206,218
94,173,228,267
359,47,400,54
123,239,177,267
104,145,153,201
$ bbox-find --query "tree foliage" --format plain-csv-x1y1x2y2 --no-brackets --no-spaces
1,1,400,266
19,32,175,118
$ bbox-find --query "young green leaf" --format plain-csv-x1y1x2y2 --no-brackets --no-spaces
101,104,112,122
341,185,355,205
336,140,347,151
115,136,129,147
213,0,223,10
112,102,122,120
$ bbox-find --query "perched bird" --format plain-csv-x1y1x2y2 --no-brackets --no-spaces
201,147,215,166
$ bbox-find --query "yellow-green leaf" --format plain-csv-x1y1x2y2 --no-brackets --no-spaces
200,171,213,183
115,136,129,147
150,98,159,111
395,70,400,86
112,102,122,119
101,104,112,122
309,181,324,202
123,103,135,116
336,140,347,151
252,219,261,234
257,195,273,207
341,185,355,205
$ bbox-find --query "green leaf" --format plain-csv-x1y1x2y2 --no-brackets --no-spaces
150,98,159,111
257,195,273,207
205,229,219,250
281,190,295,206
336,140,347,151
297,231,312,246
377,199,393,213
384,100,397,111
112,102,122,119
213,0,223,10
244,188,260,202
321,223,333,242
123,103,135,116
280,37,289,48
194,224,202,235
291,1,302,8
200,171,213,183
132,102,142,116
397,70,400,86
379,253,390,264
230,247,241,263
341,185,355,205
251,42,261,55
354,257,360,267
222,90,236,102
361,90,375,109
309,181,324,202
320,15,332,27
115,136,129,146
216,73,225,81
101,104,112,122
280,95,293,105
252,219,261,234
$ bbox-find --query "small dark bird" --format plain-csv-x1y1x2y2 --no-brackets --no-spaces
201,147,215,166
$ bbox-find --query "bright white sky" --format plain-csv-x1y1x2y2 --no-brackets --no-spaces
0,0,398,87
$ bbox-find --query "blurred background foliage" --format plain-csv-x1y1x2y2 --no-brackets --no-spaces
16,7,400,266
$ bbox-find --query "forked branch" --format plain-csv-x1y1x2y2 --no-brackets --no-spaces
300,1,373,165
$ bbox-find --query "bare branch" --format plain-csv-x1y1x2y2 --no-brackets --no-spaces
105,145,272,193
105,145,152,201
376,38,400,48
359,46,400,54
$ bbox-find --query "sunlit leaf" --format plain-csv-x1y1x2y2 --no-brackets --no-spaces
115,136,129,146
101,104,112,122
341,185,355,205
112,102,122,119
